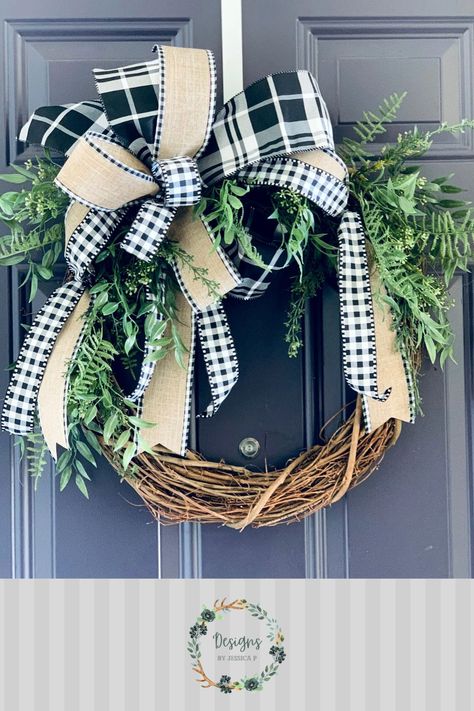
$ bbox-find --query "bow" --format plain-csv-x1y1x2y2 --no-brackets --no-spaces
2,45,414,459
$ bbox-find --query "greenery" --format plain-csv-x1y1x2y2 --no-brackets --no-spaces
0,153,67,300
0,92,473,495
340,95,474,398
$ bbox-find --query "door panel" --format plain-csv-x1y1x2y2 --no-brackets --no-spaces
240,0,474,578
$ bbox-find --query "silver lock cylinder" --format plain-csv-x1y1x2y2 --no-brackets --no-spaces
239,437,260,458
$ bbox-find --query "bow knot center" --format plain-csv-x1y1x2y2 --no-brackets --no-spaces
151,156,202,208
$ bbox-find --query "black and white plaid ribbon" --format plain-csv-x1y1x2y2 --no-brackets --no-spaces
5,52,406,450
198,71,393,414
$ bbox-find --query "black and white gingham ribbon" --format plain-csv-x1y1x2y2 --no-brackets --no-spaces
6,52,407,446
120,200,176,261
197,305,239,417
65,208,125,280
337,211,391,403
171,252,239,425
1,282,86,435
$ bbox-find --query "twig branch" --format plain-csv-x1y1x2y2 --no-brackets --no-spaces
192,659,217,688
213,597,246,613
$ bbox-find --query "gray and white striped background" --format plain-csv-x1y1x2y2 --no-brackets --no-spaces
0,579,472,710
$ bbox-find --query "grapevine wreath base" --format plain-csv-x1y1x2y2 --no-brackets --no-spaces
102,398,402,528
2,45,473,527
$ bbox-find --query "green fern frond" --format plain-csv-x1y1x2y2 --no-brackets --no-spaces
22,430,49,489
353,92,407,144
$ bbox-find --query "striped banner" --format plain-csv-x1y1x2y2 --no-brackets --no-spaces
0,579,472,710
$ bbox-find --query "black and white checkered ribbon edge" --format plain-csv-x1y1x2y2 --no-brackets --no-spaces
133,310,197,458
197,304,239,418
337,210,393,430
1,281,86,435
171,248,239,422
361,338,417,433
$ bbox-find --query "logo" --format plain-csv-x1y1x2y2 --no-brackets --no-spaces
187,597,286,694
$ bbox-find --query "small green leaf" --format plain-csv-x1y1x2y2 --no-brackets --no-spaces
89,281,109,295
0,173,28,184
29,273,39,302
76,440,97,466
12,164,36,179
59,466,73,491
82,428,102,454
424,334,437,363
0,254,25,266
75,459,91,480
438,199,469,209
103,412,119,443
229,183,249,196
227,194,242,210
129,416,155,428
113,429,131,451
124,333,136,354
83,404,98,425
94,291,109,309
75,474,89,498
101,302,119,315
143,348,169,364
122,442,137,470
36,265,54,280
439,184,464,194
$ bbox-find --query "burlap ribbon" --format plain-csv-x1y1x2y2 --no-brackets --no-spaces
2,45,414,460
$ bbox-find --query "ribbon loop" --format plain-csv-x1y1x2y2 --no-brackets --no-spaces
55,132,157,211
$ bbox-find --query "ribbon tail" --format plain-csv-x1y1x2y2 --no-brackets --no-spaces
197,303,239,417
66,206,125,279
138,292,195,456
1,281,86,443
337,209,415,432
361,271,416,433
38,290,91,459
120,199,176,261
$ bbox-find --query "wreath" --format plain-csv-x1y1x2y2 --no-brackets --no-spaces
187,597,285,693
0,45,473,527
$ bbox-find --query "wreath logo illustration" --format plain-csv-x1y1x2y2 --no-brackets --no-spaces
187,597,286,693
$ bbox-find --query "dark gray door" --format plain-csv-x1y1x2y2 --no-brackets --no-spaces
239,0,474,578
1,0,473,578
